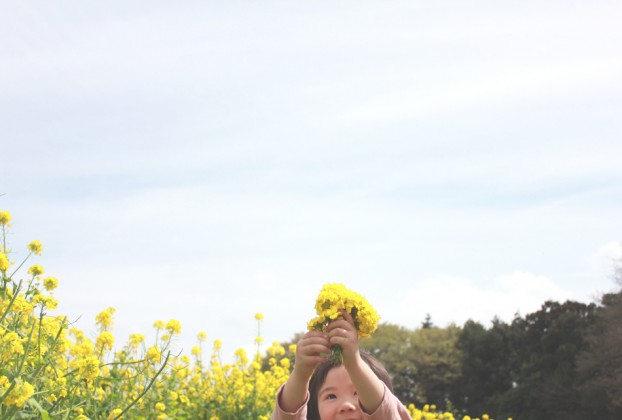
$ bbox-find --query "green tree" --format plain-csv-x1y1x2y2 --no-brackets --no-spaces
360,323,419,403
453,318,517,417
421,313,434,329
361,323,462,407
410,325,462,406
576,267,622,417
504,300,598,420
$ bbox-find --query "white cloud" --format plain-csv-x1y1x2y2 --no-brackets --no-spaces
397,271,570,328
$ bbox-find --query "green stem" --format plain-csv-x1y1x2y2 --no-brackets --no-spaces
8,252,33,280
0,280,23,324
0,321,38,410
113,351,171,420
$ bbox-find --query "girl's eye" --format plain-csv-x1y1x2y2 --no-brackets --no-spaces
326,394,337,400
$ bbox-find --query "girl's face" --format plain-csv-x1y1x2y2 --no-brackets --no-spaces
317,365,363,420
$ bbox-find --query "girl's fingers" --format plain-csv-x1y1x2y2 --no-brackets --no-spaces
326,327,348,338
341,309,355,325
300,334,329,346
300,343,330,354
298,334,330,356
326,319,355,334
303,330,327,338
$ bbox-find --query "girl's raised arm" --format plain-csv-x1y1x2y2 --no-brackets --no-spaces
279,331,330,413
326,311,385,414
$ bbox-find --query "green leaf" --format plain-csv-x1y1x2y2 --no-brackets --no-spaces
27,397,50,420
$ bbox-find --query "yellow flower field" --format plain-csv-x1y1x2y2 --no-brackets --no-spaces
0,210,502,419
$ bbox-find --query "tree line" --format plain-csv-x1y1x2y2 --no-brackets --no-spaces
359,271,622,419
280,268,621,419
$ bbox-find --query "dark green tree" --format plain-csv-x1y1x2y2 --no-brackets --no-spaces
503,300,598,420
576,267,622,417
410,325,462,406
421,313,434,329
453,318,517,417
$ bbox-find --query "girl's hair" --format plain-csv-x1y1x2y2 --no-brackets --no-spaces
306,350,393,420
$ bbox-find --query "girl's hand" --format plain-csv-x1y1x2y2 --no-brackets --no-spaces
292,330,330,379
280,330,330,413
326,309,359,364
327,310,385,414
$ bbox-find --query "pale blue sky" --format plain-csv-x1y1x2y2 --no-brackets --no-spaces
2,1,622,358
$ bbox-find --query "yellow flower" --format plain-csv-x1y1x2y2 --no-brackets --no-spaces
33,294,58,309
0,211,11,226
197,331,207,341
4,380,35,407
77,356,100,381
28,264,44,276
191,346,201,356
308,283,380,338
27,240,43,255
96,331,115,352
43,276,59,291
108,408,123,420
213,339,222,350
155,402,166,411
1,331,24,355
153,320,165,330
166,319,182,335
0,253,9,271
129,333,145,347
235,348,249,365
255,312,264,320
96,307,116,329
146,346,161,363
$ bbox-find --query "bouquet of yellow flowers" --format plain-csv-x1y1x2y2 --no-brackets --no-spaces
307,283,380,362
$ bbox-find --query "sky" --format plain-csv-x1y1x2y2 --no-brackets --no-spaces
2,1,622,360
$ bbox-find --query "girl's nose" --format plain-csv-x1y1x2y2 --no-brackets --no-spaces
338,398,358,412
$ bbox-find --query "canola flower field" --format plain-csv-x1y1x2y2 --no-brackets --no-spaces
0,210,504,420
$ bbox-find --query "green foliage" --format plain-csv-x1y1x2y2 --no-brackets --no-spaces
504,300,598,420
576,288,622,417
454,318,517,417
361,288,621,420
361,323,462,408
361,323,419,402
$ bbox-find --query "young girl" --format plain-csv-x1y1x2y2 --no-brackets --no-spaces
272,310,410,419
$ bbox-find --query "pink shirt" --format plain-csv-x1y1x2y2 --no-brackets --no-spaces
271,383,411,420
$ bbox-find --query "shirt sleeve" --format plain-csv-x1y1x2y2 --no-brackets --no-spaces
271,384,309,420
360,383,412,420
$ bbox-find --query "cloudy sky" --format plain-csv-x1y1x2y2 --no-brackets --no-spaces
2,1,621,359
